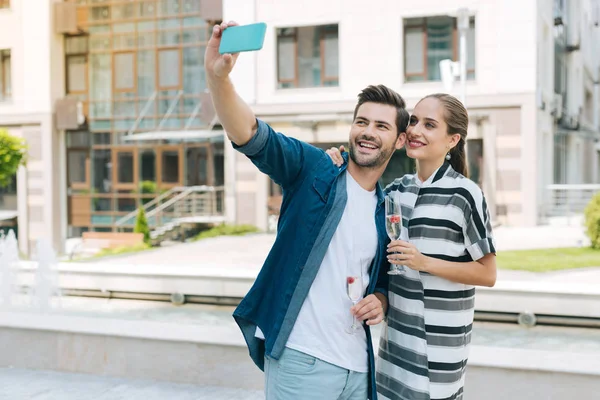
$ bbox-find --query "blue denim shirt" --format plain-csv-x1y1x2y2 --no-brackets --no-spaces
232,119,390,400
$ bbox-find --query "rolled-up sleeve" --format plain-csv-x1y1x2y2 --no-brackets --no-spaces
463,188,496,260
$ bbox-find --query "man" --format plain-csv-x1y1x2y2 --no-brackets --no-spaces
205,21,409,400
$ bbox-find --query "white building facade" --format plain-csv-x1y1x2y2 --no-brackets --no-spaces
0,0,65,255
223,0,600,230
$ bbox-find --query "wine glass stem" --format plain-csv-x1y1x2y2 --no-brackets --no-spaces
351,301,358,329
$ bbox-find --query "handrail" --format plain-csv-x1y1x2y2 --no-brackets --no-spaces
145,188,193,219
157,90,183,130
115,187,178,226
126,91,158,136
115,186,225,227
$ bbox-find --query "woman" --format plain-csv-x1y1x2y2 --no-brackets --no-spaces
327,93,496,400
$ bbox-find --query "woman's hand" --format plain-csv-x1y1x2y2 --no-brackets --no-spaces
326,145,346,167
387,240,430,272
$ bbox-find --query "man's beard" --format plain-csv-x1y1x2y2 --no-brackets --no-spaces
349,137,395,169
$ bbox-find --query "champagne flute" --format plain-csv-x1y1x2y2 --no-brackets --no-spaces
345,273,363,334
385,194,405,275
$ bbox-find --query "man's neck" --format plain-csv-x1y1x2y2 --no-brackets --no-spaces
347,161,385,192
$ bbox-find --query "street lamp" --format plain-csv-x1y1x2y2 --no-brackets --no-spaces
439,7,470,105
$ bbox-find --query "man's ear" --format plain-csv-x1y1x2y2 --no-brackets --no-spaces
395,132,407,150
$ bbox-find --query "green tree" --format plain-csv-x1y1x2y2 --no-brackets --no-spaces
134,206,151,245
584,193,600,249
0,129,27,187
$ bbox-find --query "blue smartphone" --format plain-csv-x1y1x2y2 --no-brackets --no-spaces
219,22,267,54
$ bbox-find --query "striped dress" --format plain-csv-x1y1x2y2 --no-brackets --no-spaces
376,162,496,400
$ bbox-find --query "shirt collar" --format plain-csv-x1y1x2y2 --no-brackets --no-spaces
414,161,451,187
338,152,385,205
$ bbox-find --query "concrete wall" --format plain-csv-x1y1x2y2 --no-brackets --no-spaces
1,325,599,399
464,367,600,400
0,327,263,390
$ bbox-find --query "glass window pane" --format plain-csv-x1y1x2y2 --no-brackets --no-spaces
183,46,204,94
212,143,225,186
93,132,111,145
90,36,111,51
161,150,179,183
114,53,135,90
2,51,11,99
137,50,155,96
426,16,454,81
182,0,200,13
467,138,483,187
117,152,134,183
68,151,88,184
92,198,112,212
158,30,181,46
113,34,136,50
186,147,208,185
323,32,339,79
113,101,135,117
67,131,91,148
117,198,137,212
158,49,180,88
139,1,156,18
277,35,295,83
90,54,111,101
158,0,180,16
467,20,475,75
297,26,320,88
158,18,180,29
90,6,110,22
65,36,89,55
140,149,156,185
113,22,135,33
67,56,87,93
92,149,112,193
405,26,424,75
112,4,135,20
183,17,207,28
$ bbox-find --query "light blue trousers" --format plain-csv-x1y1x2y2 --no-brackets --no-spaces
264,347,368,400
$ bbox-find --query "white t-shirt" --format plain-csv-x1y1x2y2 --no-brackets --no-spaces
284,171,379,372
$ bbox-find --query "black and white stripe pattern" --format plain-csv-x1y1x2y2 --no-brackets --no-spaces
376,163,495,400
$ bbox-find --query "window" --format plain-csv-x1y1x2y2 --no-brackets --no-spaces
0,50,11,101
404,16,475,82
158,49,181,89
0,1,9,9
113,52,136,92
467,139,483,188
277,25,339,89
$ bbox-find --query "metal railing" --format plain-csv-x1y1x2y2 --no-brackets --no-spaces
115,186,225,229
543,184,600,223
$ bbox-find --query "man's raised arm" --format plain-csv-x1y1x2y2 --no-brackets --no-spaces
203,22,326,189
205,22,257,146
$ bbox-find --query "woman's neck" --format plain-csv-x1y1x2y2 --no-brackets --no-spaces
416,159,445,182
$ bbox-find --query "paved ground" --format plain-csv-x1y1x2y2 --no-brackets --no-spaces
96,224,600,286
0,368,263,400
99,223,590,266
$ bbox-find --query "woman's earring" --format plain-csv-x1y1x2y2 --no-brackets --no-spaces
445,153,451,161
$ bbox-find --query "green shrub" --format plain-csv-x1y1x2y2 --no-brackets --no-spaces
193,224,259,241
0,129,27,187
139,180,157,194
134,206,151,244
584,193,600,249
